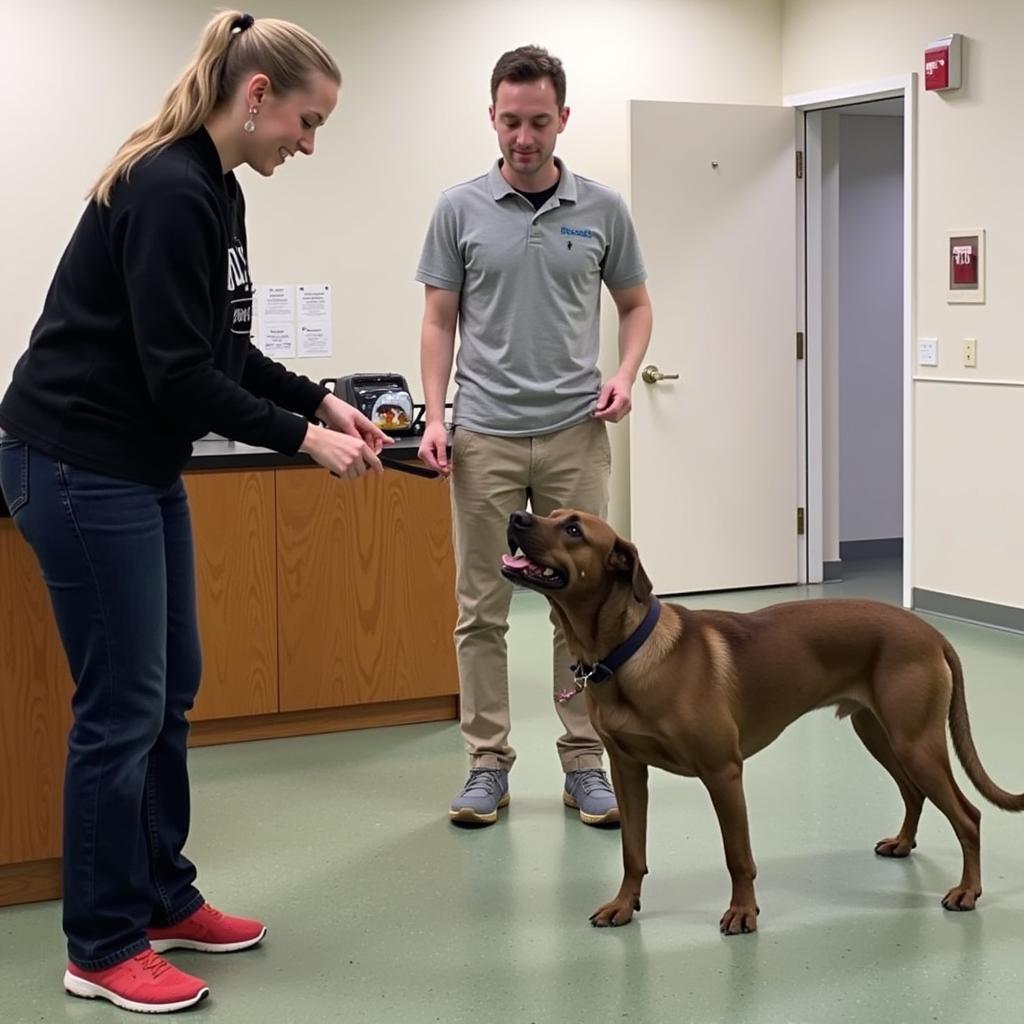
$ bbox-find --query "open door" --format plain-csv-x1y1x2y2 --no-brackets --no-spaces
629,100,801,595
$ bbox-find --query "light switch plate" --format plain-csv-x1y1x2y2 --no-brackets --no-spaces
917,338,938,366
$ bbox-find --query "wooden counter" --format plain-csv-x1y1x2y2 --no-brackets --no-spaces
0,452,458,906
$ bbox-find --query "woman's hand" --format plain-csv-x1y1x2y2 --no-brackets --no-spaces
300,422,383,479
316,393,394,454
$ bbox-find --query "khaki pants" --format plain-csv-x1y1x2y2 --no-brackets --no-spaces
450,418,611,772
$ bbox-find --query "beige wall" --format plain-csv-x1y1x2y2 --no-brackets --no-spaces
1,0,783,531
784,0,1023,610
5,0,1020,613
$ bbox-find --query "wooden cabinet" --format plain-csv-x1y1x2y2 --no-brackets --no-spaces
0,464,457,906
276,467,458,710
0,520,71,904
187,471,278,721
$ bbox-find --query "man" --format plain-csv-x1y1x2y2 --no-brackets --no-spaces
416,45,652,827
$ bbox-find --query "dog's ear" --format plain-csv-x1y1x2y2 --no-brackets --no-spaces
606,539,653,602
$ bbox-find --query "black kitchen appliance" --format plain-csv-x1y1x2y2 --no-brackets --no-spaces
330,373,419,436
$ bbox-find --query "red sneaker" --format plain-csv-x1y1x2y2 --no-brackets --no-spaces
147,903,267,954
64,949,209,1013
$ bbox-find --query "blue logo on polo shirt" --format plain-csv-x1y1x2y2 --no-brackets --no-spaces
560,226,594,239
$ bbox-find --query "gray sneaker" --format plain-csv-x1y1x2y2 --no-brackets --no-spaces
563,769,620,827
449,768,510,825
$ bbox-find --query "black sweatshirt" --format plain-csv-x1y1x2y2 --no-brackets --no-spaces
0,127,328,487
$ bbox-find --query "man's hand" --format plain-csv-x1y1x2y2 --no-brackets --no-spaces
595,372,634,422
316,393,394,454
417,420,451,478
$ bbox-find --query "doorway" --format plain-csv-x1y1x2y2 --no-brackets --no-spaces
789,75,916,606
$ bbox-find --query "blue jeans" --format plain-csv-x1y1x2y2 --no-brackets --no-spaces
0,432,205,969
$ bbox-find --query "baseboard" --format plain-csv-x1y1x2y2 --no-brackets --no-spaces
189,694,458,747
823,560,843,581
0,858,61,907
839,538,903,560
913,589,1024,634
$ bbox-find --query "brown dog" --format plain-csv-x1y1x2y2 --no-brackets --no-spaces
500,508,1023,935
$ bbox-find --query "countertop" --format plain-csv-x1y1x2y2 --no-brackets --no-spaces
185,434,427,470
0,434,430,518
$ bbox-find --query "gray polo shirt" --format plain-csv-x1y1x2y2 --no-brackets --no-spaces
416,159,647,437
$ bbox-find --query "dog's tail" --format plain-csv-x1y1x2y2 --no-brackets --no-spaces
945,642,1024,811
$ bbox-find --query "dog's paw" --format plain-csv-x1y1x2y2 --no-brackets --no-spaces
874,836,917,858
941,886,981,911
719,903,759,936
589,896,639,928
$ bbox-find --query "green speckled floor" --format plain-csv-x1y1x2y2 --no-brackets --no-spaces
2,560,1022,1023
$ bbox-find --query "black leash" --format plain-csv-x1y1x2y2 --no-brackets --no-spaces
327,451,443,480
379,454,441,479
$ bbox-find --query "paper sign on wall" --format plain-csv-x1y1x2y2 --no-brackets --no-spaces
299,323,331,357
259,321,296,358
298,284,331,321
297,283,333,358
258,285,296,321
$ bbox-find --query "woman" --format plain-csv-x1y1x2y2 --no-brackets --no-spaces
0,11,386,1014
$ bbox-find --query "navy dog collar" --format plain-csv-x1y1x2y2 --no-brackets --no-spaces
558,598,662,702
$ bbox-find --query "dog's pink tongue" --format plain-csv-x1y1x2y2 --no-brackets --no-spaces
502,554,532,570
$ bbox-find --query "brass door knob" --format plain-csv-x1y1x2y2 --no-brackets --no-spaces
641,364,680,384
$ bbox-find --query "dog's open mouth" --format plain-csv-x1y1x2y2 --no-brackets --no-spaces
500,552,568,589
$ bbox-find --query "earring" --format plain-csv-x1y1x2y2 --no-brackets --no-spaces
243,105,258,133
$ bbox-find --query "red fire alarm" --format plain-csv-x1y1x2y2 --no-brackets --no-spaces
925,34,962,91
950,239,977,286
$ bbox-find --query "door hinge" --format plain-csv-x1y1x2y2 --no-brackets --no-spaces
797,507,806,535
796,331,805,360
796,150,804,179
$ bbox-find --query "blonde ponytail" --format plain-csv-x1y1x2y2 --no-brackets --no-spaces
89,11,340,205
